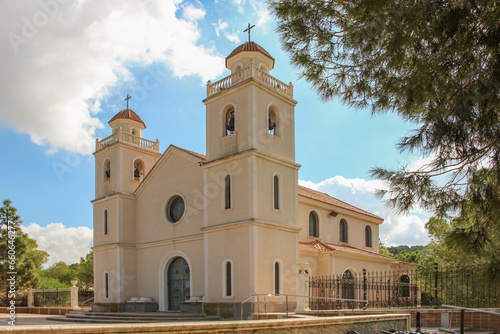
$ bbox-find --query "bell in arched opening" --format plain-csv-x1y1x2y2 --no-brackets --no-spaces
225,110,235,134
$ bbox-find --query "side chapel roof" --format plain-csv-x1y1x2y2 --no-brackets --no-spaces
298,186,383,221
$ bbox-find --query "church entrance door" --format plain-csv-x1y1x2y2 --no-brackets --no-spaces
167,257,190,311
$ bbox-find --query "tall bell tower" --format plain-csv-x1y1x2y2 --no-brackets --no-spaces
202,39,301,303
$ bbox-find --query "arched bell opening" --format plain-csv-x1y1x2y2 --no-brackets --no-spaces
133,159,144,182
224,107,235,136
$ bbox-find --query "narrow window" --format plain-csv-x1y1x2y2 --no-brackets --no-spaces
309,211,319,237
274,261,280,295
104,210,108,235
104,273,109,299
226,261,232,296
225,109,235,135
273,175,280,210
225,175,231,210
340,219,348,243
365,226,372,247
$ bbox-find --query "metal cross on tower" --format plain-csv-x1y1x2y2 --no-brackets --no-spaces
124,94,132,109
243,23,255,42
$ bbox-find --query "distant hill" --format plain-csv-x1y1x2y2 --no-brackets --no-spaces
387,245,427,255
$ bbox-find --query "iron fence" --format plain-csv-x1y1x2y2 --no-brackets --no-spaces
33,288,71,307
309,264,499,310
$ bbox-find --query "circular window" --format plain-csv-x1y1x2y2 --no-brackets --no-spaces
167,196,185,223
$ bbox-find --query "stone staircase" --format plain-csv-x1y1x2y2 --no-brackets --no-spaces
47,310,218,324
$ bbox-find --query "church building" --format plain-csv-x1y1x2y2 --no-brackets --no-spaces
92,40,411,315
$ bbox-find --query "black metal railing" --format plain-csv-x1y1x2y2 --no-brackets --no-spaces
33,288,71,307
309,264,499,310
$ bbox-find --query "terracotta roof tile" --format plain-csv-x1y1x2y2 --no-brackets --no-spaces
226,41,274,62
174,146,207,160
298,186,382,221
109,109,146,127
299,240,395,260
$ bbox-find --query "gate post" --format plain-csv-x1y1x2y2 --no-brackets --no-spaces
70,280,79,309
27,288,34,308
434,263,438,309
296,263,311,312
362,269,367,310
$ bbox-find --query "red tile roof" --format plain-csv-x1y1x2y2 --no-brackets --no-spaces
174,146,207,160
299,240,395,260
298,186,382,221
226,42,274,62
109,109,146,127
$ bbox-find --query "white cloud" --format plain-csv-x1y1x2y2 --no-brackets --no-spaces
299,175,431,246
22,223,93,267
182,4,206,21
214,19,241,44
0,0,225,155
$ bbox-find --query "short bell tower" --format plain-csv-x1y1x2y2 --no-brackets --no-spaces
92,104,161,310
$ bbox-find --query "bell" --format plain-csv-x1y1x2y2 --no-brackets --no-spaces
226,111,235,132
268,113,276,131
134,168,140,178
105,170,110,179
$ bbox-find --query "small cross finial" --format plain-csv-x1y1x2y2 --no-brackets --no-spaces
124,94,132,109
243,23,255,42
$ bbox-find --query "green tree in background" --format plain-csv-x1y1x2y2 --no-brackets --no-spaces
76,251,93,287
270,0,500,259
0,199,49,292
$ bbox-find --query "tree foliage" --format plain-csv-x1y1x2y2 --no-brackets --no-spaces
0,199,49,291
270,0,500,254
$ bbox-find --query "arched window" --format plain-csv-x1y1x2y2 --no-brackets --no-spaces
131,128,137,136
365,226,372,247
225,174,231,210
274,261,281,295
268,109,277,135
273,175,280,210
224,108,235,136
133,160,144,182
225,261,232,296
104,272,109,299
104,160,111,181
340,219,348,243
103,210,108,235
341,270,355,302
399,275,410,298
309,211,319,237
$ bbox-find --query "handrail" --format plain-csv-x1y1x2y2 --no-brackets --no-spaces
81,297,94,308
442,304,500,315
240,293,369,320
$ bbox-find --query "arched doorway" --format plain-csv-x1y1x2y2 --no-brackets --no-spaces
341,270,355,308
167,257,190,311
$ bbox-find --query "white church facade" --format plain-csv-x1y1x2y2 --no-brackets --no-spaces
92,41,411,315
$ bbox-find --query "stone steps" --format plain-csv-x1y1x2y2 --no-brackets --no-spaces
47,311,218,324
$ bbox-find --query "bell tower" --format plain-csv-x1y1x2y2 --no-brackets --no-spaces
204,41,296,163
202,40,301,302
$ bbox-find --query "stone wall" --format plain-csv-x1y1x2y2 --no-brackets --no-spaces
0,314,409,334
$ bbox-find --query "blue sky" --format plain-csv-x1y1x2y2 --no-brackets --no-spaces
0,0,430,266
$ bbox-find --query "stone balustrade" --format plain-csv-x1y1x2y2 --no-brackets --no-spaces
207,62,293,99
96,131,159,152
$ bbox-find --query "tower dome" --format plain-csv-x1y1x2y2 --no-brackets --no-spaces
225,41,275,72
109,108,146,128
